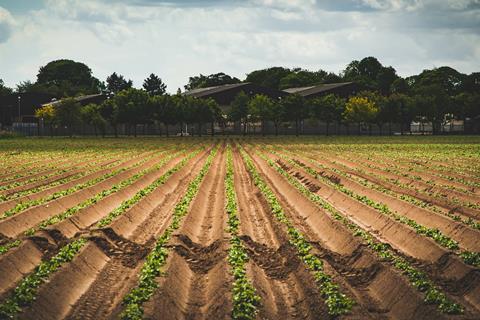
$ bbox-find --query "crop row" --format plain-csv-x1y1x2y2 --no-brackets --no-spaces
225,144,260,319
0,148,204,318
0,149,115,184
325,161,480,231
0,151,133,203
238,144,354,316
342,153,480,210
340,151,479,192
26,150,184,234
97,147,203,228
0,152,102,192
120,145,218,320
0,152,171,256
267,147,480,268
256,149,464,314
0,152,154,220
289,147,480,231
0,238,88,319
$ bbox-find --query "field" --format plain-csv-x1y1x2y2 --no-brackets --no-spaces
0,136,479,320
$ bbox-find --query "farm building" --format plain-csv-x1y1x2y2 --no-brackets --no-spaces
40,93,107,108
184,82,288,109
0,93,56,127
283,82,358,99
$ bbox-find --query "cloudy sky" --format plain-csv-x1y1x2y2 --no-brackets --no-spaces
0,0,479,92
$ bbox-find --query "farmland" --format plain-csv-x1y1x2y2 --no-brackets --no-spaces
0,136,479,320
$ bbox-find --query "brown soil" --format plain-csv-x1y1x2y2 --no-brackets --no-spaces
3,141,479,320
0,151,159,238
143,146,232,320
244,145,478,318
275,151,480,253
309,150,480,220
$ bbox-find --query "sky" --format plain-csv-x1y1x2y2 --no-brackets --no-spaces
0,0,479,93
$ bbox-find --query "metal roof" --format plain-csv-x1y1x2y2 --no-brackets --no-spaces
184,83,251,98
283,82,354,96
41,94,105,107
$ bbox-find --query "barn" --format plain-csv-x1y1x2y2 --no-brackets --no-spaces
283,82,358,99
184,82,288,109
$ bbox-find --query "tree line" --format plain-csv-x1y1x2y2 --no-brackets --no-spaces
1,57,479,135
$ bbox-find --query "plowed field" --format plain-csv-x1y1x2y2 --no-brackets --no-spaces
0,136,479,320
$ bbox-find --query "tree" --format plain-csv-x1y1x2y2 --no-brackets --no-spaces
343,96,379,135
269,99,285,135
15,80,35,94
343,57,398,93
248,94,275,135
35,59,103,97
114,88,149,136
99,98,119,137
309,94,345,135
150,94,179,137
377,66,398,95
0,79,13,96
228,91,250,135
191,98,215,136
81,103,107,136
106,72,133,95
55,98,82,137
390,78,410,94
35,104,57,136
358,91,387,134
281,94,307,136
184,73,240,91
462,72,480,94
386,93,414,134
278,69,327,90
143,73,167,96
245,67,292,90
207,99,223,136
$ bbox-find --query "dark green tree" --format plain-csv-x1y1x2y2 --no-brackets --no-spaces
35,59,103,96
81,103,107,136
248,94,275,136
99,98,119,137
0,79,13,96
310,94,345,135
114,88,149,136
184,73,240,91
106,72,133,95
228,91,249,135
281,94,307,136
55,98,82,137
143,73,167,96
245,67,292,90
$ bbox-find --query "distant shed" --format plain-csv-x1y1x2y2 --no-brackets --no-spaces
184,82,288,107
283,82,358,99
41,93,107,108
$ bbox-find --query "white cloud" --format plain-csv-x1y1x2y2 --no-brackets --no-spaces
0,6,15,43
0,0,478,92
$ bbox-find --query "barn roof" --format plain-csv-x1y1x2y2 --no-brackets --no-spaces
184,83,251,98
283,82,354,97
41,94,105,107
184,82,288,108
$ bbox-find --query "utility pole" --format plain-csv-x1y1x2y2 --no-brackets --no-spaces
17,96,21,122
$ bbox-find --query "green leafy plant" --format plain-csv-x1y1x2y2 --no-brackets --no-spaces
121,145,218,320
